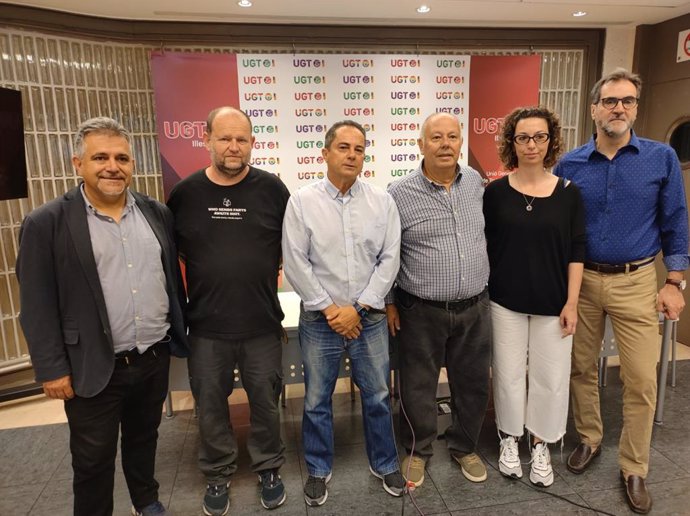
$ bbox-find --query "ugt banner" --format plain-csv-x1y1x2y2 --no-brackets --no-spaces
150,52,540,195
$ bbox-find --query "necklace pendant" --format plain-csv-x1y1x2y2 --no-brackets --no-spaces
526,205,533,212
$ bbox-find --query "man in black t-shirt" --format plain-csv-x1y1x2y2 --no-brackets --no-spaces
167,107,290,516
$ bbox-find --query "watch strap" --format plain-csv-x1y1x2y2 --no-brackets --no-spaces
665,278,686,290
354,302,369,317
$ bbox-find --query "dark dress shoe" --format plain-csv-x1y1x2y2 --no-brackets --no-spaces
621,472,652,514
566,442,601,474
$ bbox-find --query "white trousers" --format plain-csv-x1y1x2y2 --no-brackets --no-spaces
491,301,573,443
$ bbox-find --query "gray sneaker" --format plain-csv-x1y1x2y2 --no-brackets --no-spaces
203,481,230,516
303,473,332,506
369,467,406,497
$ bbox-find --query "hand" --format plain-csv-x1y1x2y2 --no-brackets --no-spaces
657,284,685,321
325,305,362,338
559,302,578,337
386,304,401,336
42,375,75,400
342,324,363,340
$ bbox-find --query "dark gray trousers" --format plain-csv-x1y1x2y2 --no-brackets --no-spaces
395,289,492,458
188,332,285,483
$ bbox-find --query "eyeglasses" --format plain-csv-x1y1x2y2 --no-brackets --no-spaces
513,133,550,145
598,96,639,110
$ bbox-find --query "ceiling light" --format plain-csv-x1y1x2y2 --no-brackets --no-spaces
417,5,431,14
572,11,587,17
238,0,252,7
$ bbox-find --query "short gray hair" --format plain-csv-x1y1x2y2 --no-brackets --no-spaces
590,68,642,104
73,117,130,158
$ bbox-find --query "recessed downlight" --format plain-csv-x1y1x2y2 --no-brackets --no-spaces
238,0,253,7
572,11,587,17
417,5,431,14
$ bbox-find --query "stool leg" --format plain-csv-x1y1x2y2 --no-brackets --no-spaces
655,319,674,425
165,392,174,419
671,321,677,388
598,356,608,387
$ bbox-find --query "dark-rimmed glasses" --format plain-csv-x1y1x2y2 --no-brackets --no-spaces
513,133,550,145
598,96,639,110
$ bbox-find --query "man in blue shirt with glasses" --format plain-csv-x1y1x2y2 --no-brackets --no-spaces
555,68,688,514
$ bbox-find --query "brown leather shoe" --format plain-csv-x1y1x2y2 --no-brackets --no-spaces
621,472,652,514
566,442,601,474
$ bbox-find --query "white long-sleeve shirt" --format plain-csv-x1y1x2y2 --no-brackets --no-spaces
282,177,401,311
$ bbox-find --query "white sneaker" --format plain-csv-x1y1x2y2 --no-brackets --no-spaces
498,436,522,479
529,442,554,487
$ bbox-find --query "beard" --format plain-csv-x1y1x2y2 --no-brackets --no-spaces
212,152,250,178
216,160,247,177
598,117,634,139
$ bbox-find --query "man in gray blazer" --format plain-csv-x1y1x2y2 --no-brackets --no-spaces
16,117,188,516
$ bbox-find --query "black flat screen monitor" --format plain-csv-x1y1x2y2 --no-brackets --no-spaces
0,87,28,201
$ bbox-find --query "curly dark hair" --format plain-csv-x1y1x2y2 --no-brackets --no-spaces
497,106,563,170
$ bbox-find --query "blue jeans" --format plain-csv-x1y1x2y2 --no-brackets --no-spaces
299,309,398,477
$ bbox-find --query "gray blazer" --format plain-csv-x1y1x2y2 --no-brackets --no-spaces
16,186,189,398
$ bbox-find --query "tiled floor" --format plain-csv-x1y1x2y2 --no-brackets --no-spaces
2,361,690,515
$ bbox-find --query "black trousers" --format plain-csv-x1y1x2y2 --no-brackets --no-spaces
395,289,492,458
64,343,170,516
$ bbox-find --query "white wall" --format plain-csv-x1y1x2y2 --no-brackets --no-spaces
602,26,636,74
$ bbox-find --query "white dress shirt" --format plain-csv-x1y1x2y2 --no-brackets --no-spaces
282,177,401,311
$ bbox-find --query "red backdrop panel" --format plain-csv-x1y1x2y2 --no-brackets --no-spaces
468,55,541,181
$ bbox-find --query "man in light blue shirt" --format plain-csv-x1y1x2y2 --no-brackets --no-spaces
282,120,404,507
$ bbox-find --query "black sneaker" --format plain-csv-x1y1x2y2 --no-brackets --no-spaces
203,481,230,516
369,467,406,497
131,501,170,515
258,469,286,510
303,472,331,506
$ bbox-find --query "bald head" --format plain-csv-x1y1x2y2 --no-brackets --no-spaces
206,106,253,134
419,113,460,142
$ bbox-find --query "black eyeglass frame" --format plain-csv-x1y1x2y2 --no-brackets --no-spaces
598,96,639,110
512,133,551,145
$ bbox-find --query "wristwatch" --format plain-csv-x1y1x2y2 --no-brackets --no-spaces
353,302,369,318
665,278,687,291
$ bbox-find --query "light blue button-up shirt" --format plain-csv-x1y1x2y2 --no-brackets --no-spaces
282,177,401,311
81,187,170,354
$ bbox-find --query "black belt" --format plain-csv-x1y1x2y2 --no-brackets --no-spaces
584,257,655,274
398,287,487,311
114,338,167,365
